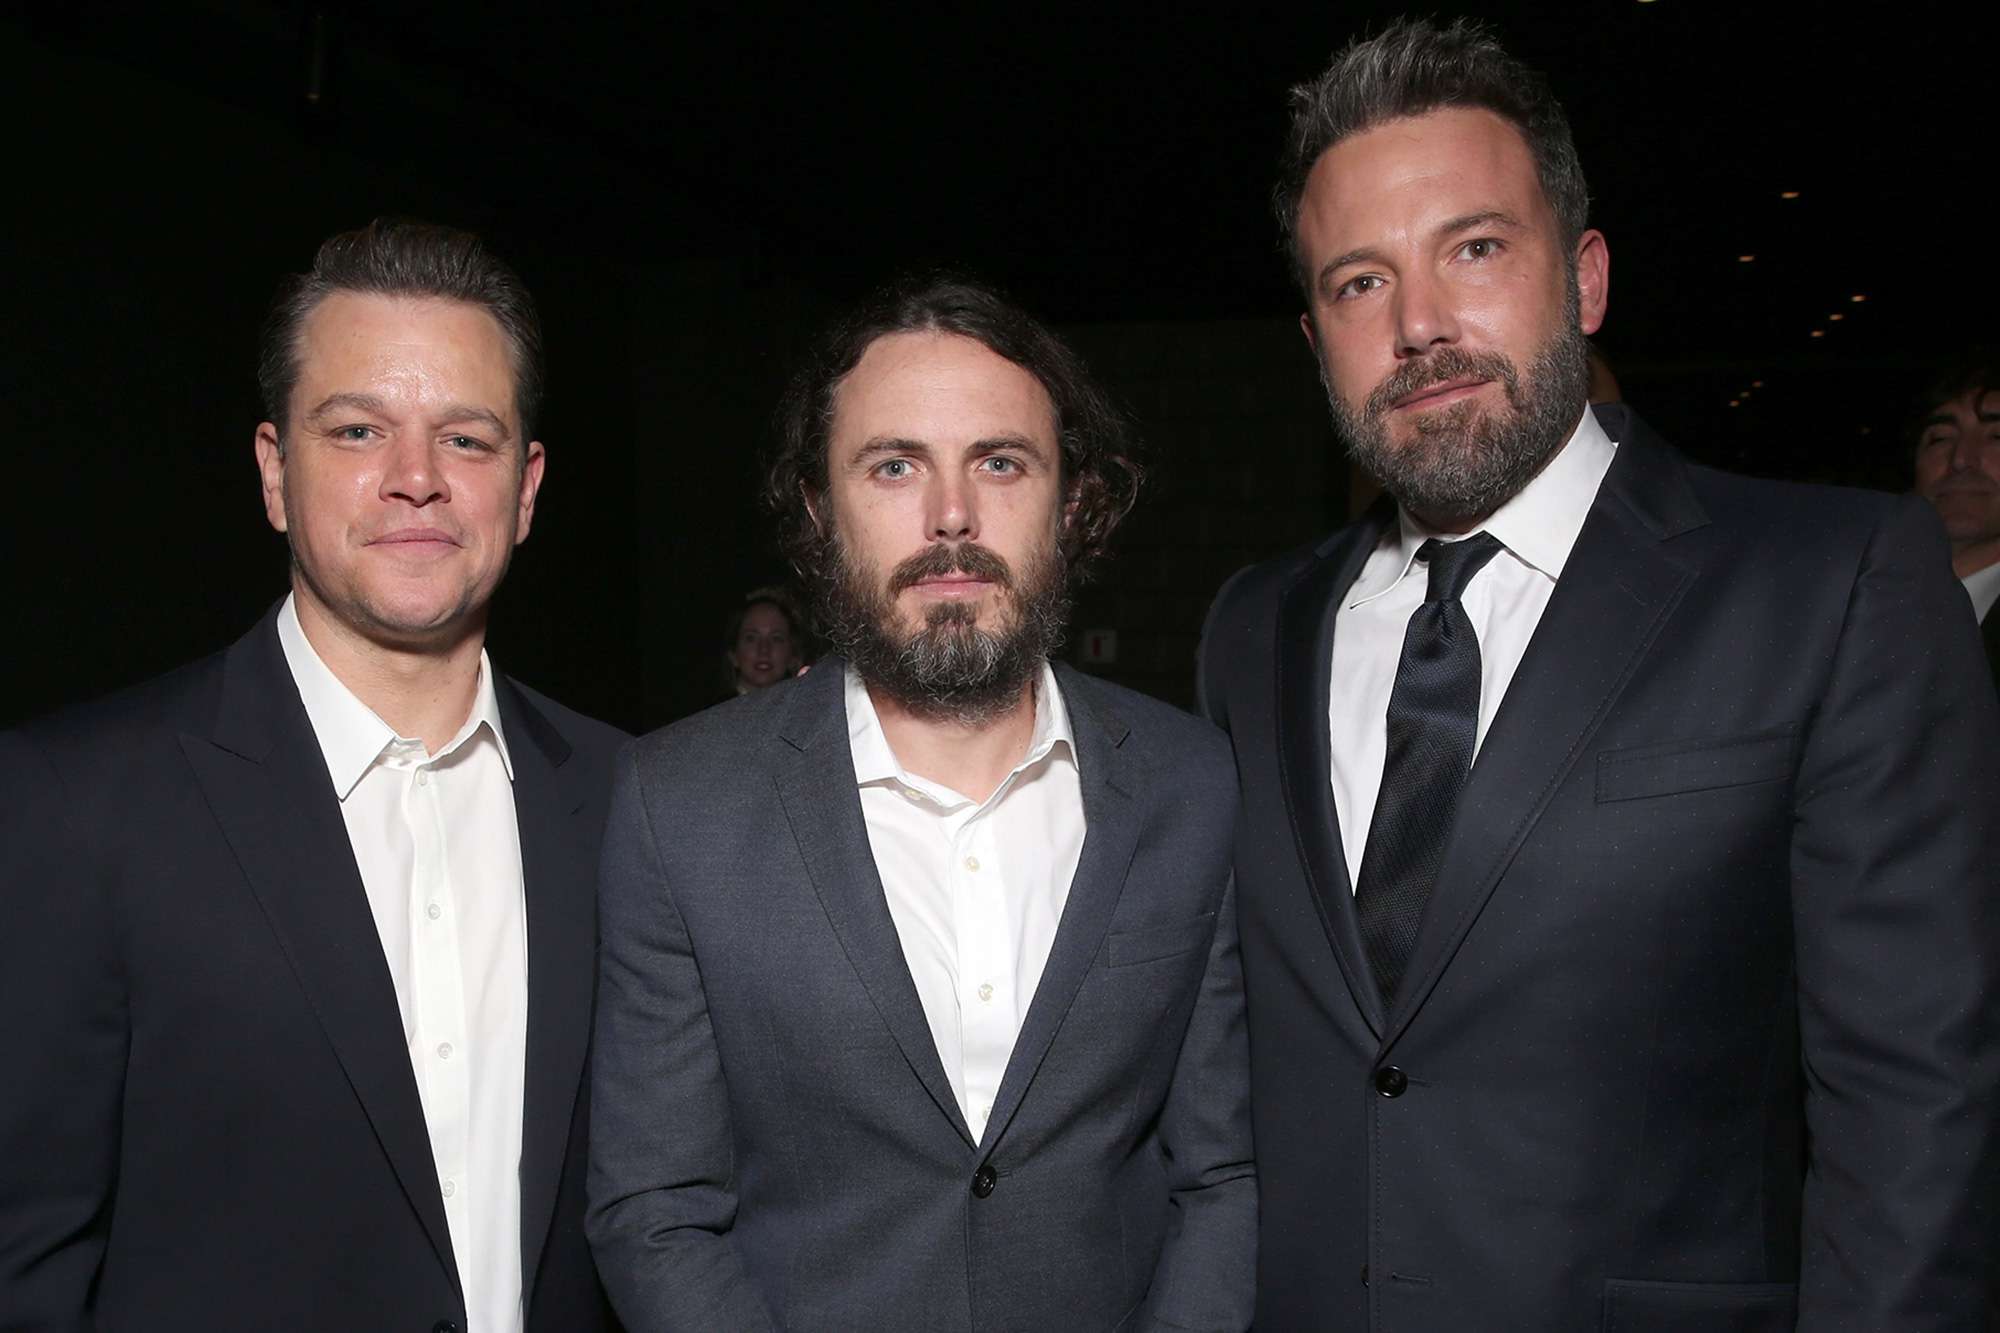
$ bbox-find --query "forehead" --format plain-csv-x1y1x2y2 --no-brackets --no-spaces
293,291,518,417
741,602,792,632
1299,107,1549,245
829,331,1057,450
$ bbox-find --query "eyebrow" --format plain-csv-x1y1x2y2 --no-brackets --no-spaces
847,433,1051,464
1314,209,1526,295
304,392,512,440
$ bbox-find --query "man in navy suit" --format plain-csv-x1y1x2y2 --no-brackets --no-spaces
0,220,623,1331
1200,19,2000,1330
588,275,1256,1331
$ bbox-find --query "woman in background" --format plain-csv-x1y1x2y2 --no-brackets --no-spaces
725,586,806,694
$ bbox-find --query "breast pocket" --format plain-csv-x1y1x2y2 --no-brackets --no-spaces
1595,725,1800,804
1601,1278,1797,1332
1103,912,1216,967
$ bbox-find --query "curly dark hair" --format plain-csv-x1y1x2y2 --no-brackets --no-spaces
765,273,1142,588
1274,17,1591,295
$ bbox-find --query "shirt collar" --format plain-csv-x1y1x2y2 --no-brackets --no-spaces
1348,404,1619,608
1962,558,2000,623
276,593,514,800
844,659,1077,801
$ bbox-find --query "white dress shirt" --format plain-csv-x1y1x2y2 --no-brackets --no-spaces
1329,407,1618,889
1961,560,2000,624
277,595,527,1333
846,662,1086,1142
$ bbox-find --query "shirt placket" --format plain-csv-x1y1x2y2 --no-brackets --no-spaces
954,807,1010,1142
404,752,471,1252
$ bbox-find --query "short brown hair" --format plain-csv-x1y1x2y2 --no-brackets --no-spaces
1275,18,1591,294
258,217,544,441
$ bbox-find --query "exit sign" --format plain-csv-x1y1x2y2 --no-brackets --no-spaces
1080,629,1118,665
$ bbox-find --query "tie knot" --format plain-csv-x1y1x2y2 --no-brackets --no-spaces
1417,532,1504,604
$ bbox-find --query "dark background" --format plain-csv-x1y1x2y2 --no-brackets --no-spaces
4,1,1991,731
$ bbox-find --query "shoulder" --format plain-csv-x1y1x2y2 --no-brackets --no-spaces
502,676,630,769
1058,669,1234,791
7,650,228,775
622,673,803,782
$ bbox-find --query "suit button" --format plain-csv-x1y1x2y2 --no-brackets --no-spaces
1374,1066,1408,1098
970,1163,997,1198
1360,1263,1369,1287
432,1323,458,1333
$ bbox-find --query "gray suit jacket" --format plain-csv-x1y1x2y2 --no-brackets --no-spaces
587,659,1255,1332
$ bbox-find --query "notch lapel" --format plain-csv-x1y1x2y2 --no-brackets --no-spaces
181,615,460,1298
1277,510,1396,1037
771,663,975,1147
501,681,594,1310
1382,427,1705,1044
978,669,1140,1154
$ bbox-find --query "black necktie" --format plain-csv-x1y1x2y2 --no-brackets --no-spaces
1355,532,1504,1004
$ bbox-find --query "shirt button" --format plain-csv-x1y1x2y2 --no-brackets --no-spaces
416,770,430,787
441,1178,456,1198
426,902,442,921
977,983,994,1002
964,855,980,872
902,786,922,802
980,1102,993,1122
436,1042,453,1060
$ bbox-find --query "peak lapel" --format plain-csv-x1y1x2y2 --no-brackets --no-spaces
770,663,975,1147
182,614,460,1298
979,669,1139,1154
501,680,595,1308
1278,513,1395,1037
1383,429,1705,1044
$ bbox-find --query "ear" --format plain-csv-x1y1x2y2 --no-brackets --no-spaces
803,483,827,536
254,423,288,533
1298,310,1321,355
1574,229,1610,336
513,440,548,545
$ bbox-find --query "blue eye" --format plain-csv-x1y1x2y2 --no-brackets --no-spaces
982,456,1020,474
877,458,913,479
337,425,372,441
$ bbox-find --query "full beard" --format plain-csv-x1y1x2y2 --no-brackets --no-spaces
812,534,1071,728
1324,300,1593,529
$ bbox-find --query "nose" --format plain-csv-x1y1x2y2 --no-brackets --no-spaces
380,433,448,507
926,470,977,543
1949,430,1983,474
1391,268,1461,360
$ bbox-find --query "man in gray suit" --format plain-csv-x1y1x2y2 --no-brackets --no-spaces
587,275,1256,1331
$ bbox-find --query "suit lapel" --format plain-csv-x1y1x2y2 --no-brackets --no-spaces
501,680,593,1310
1981,602,2000,694
772,663,975,1146
1383,419,1705,1045
1277,507,1396,1036
978,668,1141,1154
181,612,460,1297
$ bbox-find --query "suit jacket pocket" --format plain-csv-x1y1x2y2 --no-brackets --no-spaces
1104,912,1216,967
1602,1278,1798,1333
1595,726,1799,803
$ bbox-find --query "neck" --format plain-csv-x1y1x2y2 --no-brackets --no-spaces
869,673,1041,805
293,588,487,753
1951,537,2000,582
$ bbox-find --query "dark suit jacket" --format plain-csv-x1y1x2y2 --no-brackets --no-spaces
0,607,626,1332
1982,597,2000,692
1199,406,2000,1332
587,659,1255,1332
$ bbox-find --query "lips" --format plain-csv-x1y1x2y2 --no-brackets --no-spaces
368,527,461,547
1391,377,1490,411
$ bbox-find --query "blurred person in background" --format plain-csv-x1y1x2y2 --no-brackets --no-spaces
726,585,807,694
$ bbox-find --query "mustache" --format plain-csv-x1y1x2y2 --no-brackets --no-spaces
888,542,1014,594
1364,346,1521,419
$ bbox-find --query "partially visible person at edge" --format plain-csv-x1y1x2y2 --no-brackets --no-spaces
587,274,1256,1331
1912,348,2000,691
0,218,626,1332
1199,18,1999,1331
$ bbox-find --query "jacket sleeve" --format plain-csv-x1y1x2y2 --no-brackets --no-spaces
586,745,777,1332
1790,495,2000,1328
0,730,122,1329
1140,866,1257,1331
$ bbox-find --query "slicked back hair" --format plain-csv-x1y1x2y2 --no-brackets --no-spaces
1275,17,1591,294
766,273,1142,585
258,217,544,445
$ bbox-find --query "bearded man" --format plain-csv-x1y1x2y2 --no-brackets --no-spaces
586,276,1255,1332
1198,19,2000,1331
